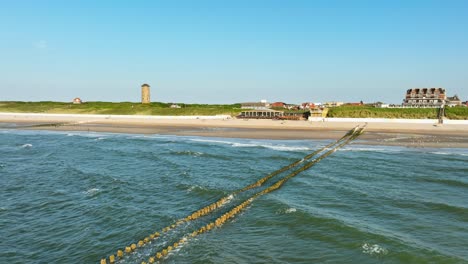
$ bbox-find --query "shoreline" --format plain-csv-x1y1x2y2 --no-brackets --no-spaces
1,113,468,148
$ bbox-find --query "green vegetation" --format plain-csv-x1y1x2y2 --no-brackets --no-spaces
0,101,242,116
1,101,467,119
327,105,440,119
445,106,468,120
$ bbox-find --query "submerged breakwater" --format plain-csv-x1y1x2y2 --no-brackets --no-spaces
1,129,468,263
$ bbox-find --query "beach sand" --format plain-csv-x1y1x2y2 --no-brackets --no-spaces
1,114,468,148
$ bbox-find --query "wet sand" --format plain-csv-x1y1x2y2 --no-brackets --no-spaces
1,114,468,148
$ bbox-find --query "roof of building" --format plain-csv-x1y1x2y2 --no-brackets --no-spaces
241,102,268,106
141,83,150,87
241,109,283,113
447,95,460,101
407,88,445,94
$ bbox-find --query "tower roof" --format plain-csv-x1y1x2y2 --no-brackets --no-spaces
141,83,150,87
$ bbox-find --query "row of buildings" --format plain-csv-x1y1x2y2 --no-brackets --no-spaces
402,88,463,107
240,88,465,112
240,101,362,110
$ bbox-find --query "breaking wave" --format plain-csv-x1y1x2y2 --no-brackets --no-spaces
83,188,101,197
189,138,312,152
361,243,388,255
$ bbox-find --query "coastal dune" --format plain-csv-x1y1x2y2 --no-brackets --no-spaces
1,112,468,147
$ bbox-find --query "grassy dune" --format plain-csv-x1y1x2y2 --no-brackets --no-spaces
0,101,242,116
1,102,466,119
445,106,468,120
327,105,468,120
327,106,439,119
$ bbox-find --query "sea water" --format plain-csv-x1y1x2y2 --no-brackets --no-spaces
1,129,467,263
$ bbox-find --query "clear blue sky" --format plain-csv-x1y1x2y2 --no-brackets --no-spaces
0,0,467,104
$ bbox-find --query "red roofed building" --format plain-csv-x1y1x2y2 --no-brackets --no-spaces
301,102,315,109
346,101,364,106
270,102,286,108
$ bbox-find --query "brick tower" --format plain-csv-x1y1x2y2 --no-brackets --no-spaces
141,84,150,104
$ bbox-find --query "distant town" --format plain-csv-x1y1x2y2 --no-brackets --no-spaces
235,87,466,120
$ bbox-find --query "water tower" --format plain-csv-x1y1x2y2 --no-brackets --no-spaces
141,84,151,104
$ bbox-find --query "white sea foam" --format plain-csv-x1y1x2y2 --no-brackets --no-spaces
340,147,389,153
20,144,32,148
276,207,298,214
260,145,311,151
190,138,235,145
83,188,101,196
179,151,203,157
231,142,258,148
190,138,311,152
362,243,388,255
65,132,109,138
429,151,468,157
187,185,197,192
224,194,234,204
430,151,451,155
187,185,207,192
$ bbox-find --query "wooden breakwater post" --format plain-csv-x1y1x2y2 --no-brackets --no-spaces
438,104,445,125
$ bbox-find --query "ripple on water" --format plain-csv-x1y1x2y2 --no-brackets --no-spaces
82,188,101,197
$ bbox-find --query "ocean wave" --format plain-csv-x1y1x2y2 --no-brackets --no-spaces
251,144,311,151
341,145,468,157
67,133,109,139
339,147,395,153
362,243,388,255
172,150,203,157
420,200,468,216
418,178,468,188
189,138,312,152
276,207,298,214
189,138,238,145
223,194,234,206
429,151,468,157
20,143,33,148
83,188,101,197
187,185,205,193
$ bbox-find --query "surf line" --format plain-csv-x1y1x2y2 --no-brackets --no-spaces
100,125,362,264
139,126,366,264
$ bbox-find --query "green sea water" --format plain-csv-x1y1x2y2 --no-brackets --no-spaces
1,129,467,263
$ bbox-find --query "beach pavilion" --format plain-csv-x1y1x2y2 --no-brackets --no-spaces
239,109,284,119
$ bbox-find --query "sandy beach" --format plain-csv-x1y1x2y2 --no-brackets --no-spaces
1,113,468,148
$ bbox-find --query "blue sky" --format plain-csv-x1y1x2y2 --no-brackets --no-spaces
0,0,467,104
